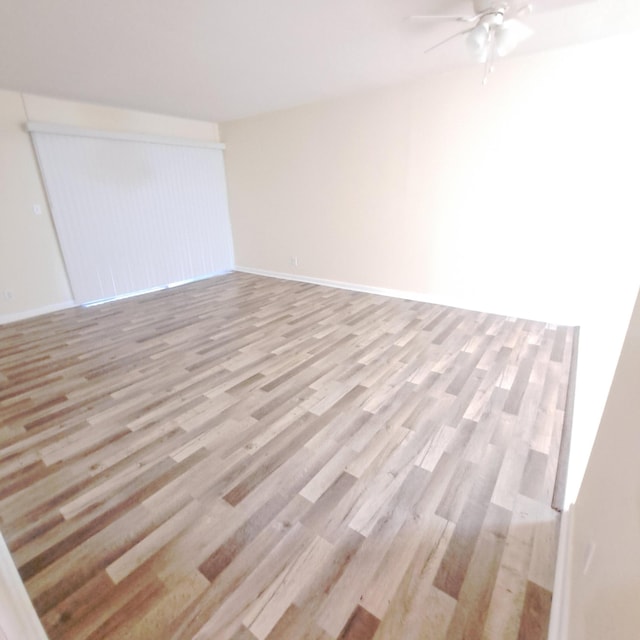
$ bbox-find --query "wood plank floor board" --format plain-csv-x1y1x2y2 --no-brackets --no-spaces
432,444,505,601
0,272,576,639
264,603,332,640
315,464,432,637
370,517,456,640
443,502,512,640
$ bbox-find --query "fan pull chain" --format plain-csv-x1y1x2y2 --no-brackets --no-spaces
483,26,498,85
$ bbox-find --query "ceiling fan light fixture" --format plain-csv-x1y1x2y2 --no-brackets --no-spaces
416,2,537,75
494,19,534,57
466,22,490,59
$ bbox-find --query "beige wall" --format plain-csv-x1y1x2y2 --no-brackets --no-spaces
22,94,220,140
568,288,640,639
0,91,219,323
0,89,72,320
221,33,640,504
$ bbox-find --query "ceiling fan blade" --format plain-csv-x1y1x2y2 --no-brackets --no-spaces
408,14,477,23
424,26,475,54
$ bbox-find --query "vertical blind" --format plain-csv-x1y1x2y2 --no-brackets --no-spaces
29,125,234,305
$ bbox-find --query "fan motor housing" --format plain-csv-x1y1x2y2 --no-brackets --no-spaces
480,10,506,26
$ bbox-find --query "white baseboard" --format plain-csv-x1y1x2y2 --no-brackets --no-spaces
0,532,48,640
0,271,238,324
234,266,578,325
548,504,574,640
0,300,76,325
0,270,578,327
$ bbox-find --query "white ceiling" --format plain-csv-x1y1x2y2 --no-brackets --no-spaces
0,0,638,123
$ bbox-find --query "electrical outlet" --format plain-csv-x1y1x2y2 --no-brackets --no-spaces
290,256,298,268
33,204,43,216
2,290,13,300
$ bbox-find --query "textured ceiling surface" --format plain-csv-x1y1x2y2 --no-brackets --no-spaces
0,0,638,122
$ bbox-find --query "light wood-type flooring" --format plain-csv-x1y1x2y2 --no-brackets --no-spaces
0,272,577,640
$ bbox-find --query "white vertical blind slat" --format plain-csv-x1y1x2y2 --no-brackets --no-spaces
30,132,234,304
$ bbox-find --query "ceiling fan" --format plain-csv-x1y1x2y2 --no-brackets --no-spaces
410,1,536,82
